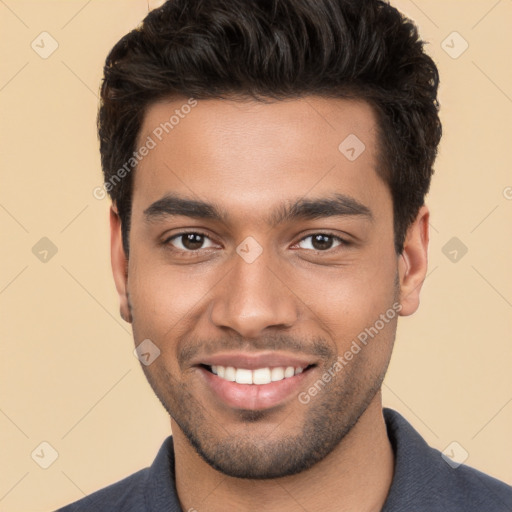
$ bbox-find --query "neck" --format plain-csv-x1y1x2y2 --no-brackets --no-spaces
172,392,394,512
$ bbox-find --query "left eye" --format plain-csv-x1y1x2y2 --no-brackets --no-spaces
296,233,346,251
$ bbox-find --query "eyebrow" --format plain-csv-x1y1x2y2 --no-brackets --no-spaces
143,192,373,226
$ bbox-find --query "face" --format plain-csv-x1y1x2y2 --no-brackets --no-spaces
111,95,427,479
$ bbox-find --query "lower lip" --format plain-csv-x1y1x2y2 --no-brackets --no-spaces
197,366,314,410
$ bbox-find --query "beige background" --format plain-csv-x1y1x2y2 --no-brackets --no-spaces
0,0,511,510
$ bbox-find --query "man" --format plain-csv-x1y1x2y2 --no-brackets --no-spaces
57,0,512,510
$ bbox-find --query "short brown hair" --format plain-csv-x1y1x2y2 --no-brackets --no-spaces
98,0,442,256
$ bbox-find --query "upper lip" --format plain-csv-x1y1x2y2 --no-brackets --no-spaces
193,351,317,370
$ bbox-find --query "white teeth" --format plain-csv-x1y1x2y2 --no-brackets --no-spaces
208,365,307,384
284,366,295,378
271,367,285,382
235,368,253,384
253,368,272,385
224,366,236,382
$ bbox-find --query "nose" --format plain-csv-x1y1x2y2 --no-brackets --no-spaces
209,248,299,339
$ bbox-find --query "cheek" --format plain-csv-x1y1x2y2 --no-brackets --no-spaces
127,256,215,340
295,258,398,361
304,265,396,323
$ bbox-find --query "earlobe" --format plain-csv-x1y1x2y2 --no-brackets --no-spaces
110,206,132,323
398,205,430,317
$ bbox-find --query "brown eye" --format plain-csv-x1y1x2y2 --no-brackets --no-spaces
167,232,215,251
297,233,346,251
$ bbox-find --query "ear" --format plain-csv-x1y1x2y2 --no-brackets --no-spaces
110,205,132,323
397,205,429,316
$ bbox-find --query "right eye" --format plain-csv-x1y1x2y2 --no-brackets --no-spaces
164,231,218,253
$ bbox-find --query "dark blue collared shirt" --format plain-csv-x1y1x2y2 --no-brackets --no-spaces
56,408,512,511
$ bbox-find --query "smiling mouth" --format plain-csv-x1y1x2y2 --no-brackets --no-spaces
200,364,316,385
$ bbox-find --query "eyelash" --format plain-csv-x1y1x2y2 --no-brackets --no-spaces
162,231,349,255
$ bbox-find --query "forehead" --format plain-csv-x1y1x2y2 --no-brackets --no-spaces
132,95,388,224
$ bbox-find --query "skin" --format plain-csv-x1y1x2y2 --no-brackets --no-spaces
110,95,429,512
